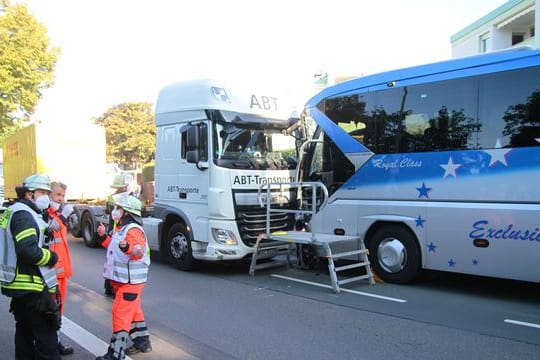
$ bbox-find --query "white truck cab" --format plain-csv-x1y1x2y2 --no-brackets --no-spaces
142,79,301,270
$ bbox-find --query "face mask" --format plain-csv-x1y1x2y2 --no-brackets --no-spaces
50,200,61,211
34,194,51,210
111,208,124,221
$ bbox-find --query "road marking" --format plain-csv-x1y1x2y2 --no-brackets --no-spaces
61,316,133,359
504,319,540,329
271,274,407,303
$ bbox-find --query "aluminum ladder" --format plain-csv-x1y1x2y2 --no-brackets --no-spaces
249,181,375,293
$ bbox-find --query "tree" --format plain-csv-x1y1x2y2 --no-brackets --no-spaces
94,102,156,169
0,1,59,143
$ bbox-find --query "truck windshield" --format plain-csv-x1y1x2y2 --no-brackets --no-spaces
212,111,297,170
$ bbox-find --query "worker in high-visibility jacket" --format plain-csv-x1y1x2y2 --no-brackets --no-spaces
103,173,133,298
0,173,61,360
46,181,75,355
96,193,151,360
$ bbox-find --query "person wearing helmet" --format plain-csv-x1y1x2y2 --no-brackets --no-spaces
46,181,75,355
1,173,61,360
95,193,151,360
103,174,135,298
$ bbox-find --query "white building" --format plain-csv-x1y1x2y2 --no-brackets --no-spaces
451,0,538,57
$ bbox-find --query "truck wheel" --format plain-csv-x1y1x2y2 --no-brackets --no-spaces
166,223,195,271
81,211,98,248
68,212,82,238
368,225,421,284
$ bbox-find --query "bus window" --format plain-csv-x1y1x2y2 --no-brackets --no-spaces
478,66,540,148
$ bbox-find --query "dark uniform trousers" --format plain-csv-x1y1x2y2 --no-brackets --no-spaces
11,293,61,360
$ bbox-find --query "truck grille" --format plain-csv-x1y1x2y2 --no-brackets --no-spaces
236,207,294,247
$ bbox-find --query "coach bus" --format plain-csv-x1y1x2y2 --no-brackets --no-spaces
299,47,540,284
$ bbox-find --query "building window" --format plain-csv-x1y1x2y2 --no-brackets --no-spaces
479,34,490,53
512,32,525,45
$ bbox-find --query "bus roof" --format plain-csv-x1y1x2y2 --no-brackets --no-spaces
155,78,295,119
306,47,540,108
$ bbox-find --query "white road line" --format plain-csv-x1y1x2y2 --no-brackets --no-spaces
61,317,133,360
271,274,407,303
504,319,540,329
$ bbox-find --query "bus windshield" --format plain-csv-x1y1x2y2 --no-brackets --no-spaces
212,111,297,170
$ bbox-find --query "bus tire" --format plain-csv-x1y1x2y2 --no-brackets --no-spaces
166,223,195,271
368,224,421,284
81,211,98,248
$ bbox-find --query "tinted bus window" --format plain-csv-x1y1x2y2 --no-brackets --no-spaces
478,66,540,149
325,76,479,154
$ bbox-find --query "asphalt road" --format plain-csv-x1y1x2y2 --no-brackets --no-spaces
1,235,539,360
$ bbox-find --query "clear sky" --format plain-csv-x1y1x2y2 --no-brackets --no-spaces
20,0,508,125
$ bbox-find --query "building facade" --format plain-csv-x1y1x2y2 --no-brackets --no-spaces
451,0,538,57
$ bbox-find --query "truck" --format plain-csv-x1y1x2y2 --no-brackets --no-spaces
139,79,302,270
1,122,115,243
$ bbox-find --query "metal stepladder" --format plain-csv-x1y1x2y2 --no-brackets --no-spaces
249,181,375,293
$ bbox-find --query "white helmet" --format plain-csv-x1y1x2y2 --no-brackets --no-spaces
111,174,130,189
112,193,141,216
23,174,52,192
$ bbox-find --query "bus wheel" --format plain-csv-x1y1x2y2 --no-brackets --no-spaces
368,225,421,284
166,223,195,271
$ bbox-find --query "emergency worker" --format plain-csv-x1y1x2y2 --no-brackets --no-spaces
0,174,61,360
103,174,132,297
96,193,151,360
47,181,75,355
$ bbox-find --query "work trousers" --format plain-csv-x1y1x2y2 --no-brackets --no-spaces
57,277,67,316
10,293,61,360
110,281,150,349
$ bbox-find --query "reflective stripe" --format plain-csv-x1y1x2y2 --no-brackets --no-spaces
15,228,37,242
129,321,150,339
36,249,50,266
2,271,45,291
50,237,62,245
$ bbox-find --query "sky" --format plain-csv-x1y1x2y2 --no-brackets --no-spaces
19,0,509,125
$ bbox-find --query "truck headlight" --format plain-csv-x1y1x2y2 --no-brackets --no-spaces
212,228,238,245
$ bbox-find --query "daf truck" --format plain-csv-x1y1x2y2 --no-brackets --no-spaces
141,79,301,270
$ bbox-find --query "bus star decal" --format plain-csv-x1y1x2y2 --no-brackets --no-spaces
416,182,432,199
484,138,512,167
440,156,462,178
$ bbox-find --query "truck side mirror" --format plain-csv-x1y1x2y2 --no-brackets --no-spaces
187,125,200,148
186,150,199,163
186,123,208,170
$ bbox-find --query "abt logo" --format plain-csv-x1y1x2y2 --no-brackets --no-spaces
250,95,278,111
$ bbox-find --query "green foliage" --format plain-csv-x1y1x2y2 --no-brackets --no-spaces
0,1,59,142
94,102,156,169
141,161,154,182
